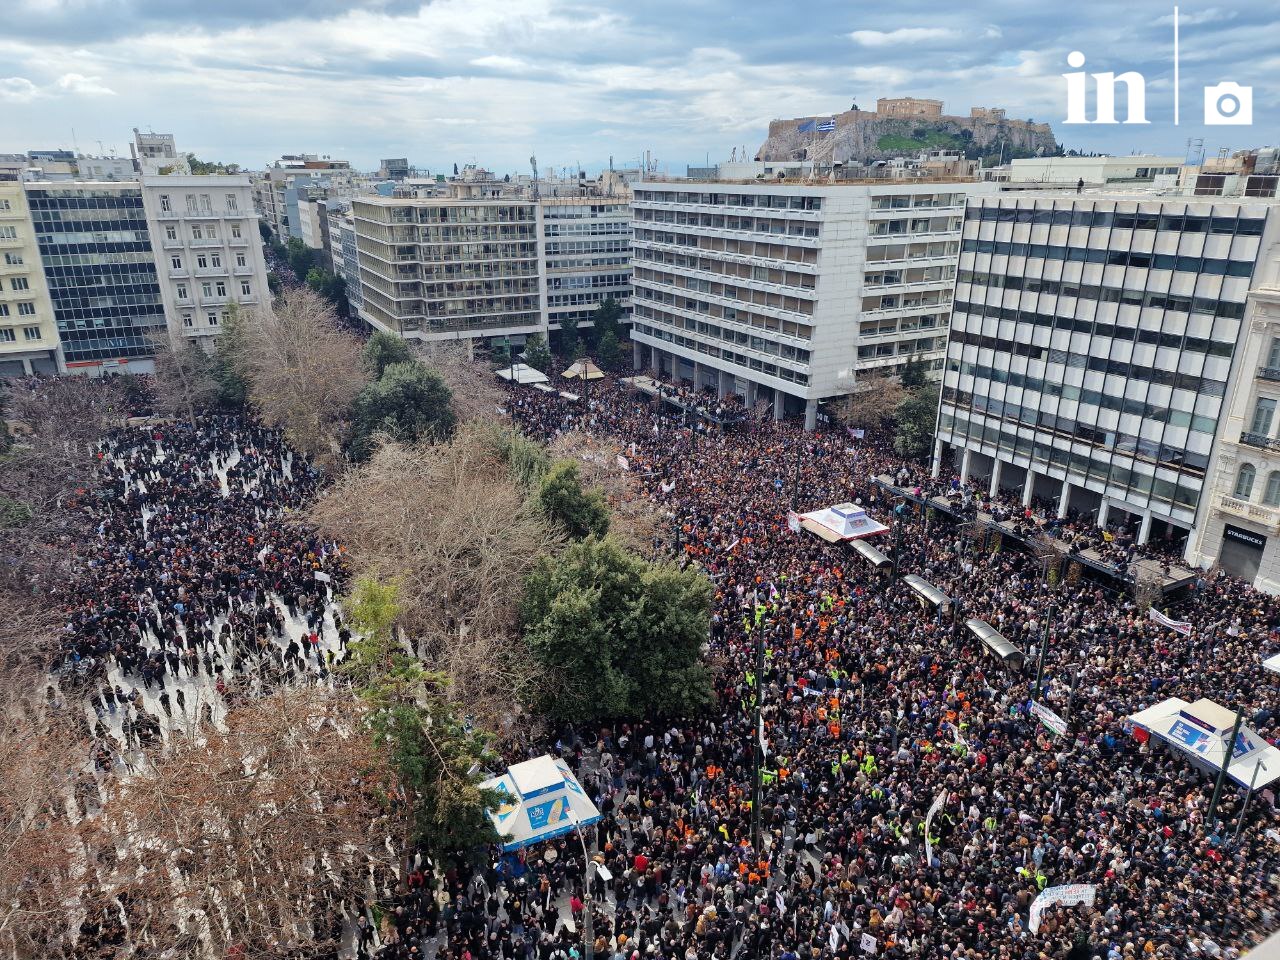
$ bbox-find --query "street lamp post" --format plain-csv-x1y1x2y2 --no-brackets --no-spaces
1208,708,1246,827
569,810,595,960
1033,603,1053,703
1232,758,1267,845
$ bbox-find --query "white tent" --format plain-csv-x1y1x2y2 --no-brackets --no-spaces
798,503,889,542
1264,652,1280,675
562,359,605,381
496,363,550,385
479,755,601,851
1127,696,1280,789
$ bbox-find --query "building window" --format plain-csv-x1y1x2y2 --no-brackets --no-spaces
207,225,217,240
185,194,198,213
165,225,177,241
0,329,14,343
0,304,8,317
197,255,208,269
1269,337,1280,370
192,224,203,240
171,256,182,270
10,277,28,291
160,194,171,212
232,223,242,239
1266,471,1280,507
1251,398,1276,436
23,326,40,341
236,253,247,267
3,252,23,265
211,254,221,268
17,302,35,316
208,312,219,326
0,227,16,240
1235,463,1256,499
0,199,10,211
200,194,212,213
226,194,238,211
201,282,213,297
182,314,193,328
241,281,251,296
177,283,187,299
215,281,226,296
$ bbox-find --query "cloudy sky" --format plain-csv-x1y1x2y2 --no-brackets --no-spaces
1,0,1275,174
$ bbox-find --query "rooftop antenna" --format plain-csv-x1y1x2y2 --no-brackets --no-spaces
530,153,539,199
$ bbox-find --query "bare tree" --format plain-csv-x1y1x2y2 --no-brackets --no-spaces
411,340,505,423
148,332,218,426
312,425,560,739
549,430,664,553
827,372,906,431
241,287,369,471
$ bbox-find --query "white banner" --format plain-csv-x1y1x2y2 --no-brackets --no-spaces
616,455,630,471
923,789,946,865
1149,607,1192,636
786,510,801,534
1029,883,1096,934
314,570,332,583
860,933,877,954
660,480,676,494
1031,701,1068,737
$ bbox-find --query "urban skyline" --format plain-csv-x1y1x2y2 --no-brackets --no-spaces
2,0,1277,173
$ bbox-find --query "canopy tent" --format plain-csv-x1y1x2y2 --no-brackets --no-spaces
479,754,602,852
559,391,581,402
903,574,951,610
847,538,891,569
1127,696,1280,790
966,619,1025,667
532,382,558,394
562,359,605,381
496,363,550,385
1265,652,1280,675
798,503,889,543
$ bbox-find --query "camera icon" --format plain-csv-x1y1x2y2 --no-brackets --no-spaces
1204,82,1253,125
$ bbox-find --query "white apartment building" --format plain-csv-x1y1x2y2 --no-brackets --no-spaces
934,192,1279,555
541,196,631,334
329,208,363,315
352,196,543,343
1186,265,1280,590
139,175,269,345
0,175,61,374
630,178,987,427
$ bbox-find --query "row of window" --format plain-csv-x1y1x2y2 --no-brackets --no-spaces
174,281,253,299
157,192,240,214
634,248,817,293
636,211,821,239
160,221,245,242
632,304,813,363
547,273,630,291
543,222,632,237
968,206,1267,235
634,191,823,211
857,338,938,360
544,240,630,256
961,239,1256,276
169,252,250,271
548,290,633,307
948,330,1229,394
632,320,811,386
0,302,37,317
953,299,1243,348
28,191,145,208
0,326,44,342
958,270,1248,313
1233,464,1280,504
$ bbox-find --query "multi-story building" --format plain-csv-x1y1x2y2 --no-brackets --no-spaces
933,192,1279,553
139,175,269,346
329,210,363,316
0,175,61,374
1186,259,1280,589
541,196,631,335
252,157,356,240
629,178,984,427
131,130,189,176
351,196,543,344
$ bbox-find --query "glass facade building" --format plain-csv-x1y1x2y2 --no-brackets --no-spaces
27,184,164,366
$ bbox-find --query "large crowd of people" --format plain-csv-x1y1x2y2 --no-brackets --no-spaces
31,373,1280,960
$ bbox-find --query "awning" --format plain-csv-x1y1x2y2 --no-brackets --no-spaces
559,391,581,402
847,538,891,568
903,574,950,609
496,363,550,385
532,382,557,394
799,503,889,542
1264,652,1280,675
562,359,605,381
966,619,1025,666
479,754,602,852
1127,697,1280,790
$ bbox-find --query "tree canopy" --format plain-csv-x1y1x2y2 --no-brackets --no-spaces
347,360,456,461
523,332,552,374
536,460,610,540
364,330,415,379
893,384,940,462
521,537,713,722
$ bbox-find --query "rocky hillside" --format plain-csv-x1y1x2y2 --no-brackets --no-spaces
759,112,1059,164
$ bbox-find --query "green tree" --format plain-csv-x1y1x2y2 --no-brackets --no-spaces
893,385,940,462
286,236,316,279
899,352,928,389
589,296,623,346
521,538,713,722
258,220,273,243
342,577,498,862
267,272,283,297
363,330,415,379
557,315,579,359
523,332,552,374
306,267,349,316
536,460,609,540
186,155,240,175
596,329,621,371
347,361,457,461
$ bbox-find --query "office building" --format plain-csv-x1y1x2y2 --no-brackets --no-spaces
630,178,984,427
541,196,631,335
351,196,542,343
131,130,190,176
139,175,269,345
25,180,165,372
0,175,61,374
329,209,362,315
933,192,1279,552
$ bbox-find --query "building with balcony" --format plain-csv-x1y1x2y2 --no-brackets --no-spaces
329,207,362,315
139,175,269,345
541,196,631,335
629,178,989,427
934,193,1280,559
351,196,542,343
25,180,165,373
0,176,61,374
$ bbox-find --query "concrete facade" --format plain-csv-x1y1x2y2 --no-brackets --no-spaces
541,196,631,334
0,176,61,374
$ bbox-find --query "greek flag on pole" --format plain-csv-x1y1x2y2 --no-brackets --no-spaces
759,716,768,757
817,119,836,132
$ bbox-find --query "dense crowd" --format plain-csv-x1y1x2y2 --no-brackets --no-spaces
33,376,1280,960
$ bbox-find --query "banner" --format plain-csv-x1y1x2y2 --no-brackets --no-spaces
660,480,676,494
847,428,865,440
786,510,801,534
860,933,877,954
1149,608,1192,636
1029,883,1096,933
923,789,946,865
1031,701,1068,737
616,455,630,471
314,570,332,583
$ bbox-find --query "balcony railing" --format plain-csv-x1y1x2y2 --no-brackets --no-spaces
1219,495,1280,528
1259,366,1280,382
1240,431,1280,449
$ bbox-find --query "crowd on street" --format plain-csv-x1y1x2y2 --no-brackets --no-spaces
30,374,1280,960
